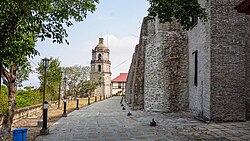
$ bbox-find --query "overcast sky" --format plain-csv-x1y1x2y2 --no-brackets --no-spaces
23,0,149,87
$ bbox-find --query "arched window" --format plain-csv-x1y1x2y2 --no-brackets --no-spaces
98,54,102,60
98,65,101,72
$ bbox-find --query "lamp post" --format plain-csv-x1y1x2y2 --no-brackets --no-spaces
57,71,63,109
63,77,67,99
40,57,50,135
62,76,67,117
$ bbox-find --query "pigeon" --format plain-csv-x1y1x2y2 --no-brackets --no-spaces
150,118,156,126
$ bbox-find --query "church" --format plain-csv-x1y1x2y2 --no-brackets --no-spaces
90,38,112,98
126,0,250,122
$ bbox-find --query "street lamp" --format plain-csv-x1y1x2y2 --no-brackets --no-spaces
57,71,63,109
62,76,67,117
63,77,67,99
42,57,49,102
40,57,50,135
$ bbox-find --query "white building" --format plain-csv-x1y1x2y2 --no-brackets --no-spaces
111,73,128,95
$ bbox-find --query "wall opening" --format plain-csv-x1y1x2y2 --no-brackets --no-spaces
98,65,101,72
98,54,102,60
192,50,198,86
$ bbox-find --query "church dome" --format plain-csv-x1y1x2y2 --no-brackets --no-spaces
95,38,107,48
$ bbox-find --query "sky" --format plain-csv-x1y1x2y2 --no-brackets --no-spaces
23,0,150,87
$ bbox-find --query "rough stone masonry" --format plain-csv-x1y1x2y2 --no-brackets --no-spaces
126,17,189,113
126,0,250,122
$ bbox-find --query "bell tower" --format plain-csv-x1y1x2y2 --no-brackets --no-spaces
90,38,111,97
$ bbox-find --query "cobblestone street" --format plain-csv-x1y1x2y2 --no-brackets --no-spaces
36,96,250,141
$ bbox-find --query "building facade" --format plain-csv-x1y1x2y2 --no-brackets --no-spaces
90,38,111,98
126,0,250,122
188,0,250,122
111,73,128,95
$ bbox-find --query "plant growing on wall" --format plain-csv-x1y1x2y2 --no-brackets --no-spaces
147,0,208,30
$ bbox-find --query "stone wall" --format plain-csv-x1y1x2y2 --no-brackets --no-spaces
0,104,42,126
125,17,148,109
210,0,249,121
125,50,136,106
188,0,211,121
126,0,250,122
144,18,189,112
0,101,58,126
246,16,250,119
131,44,144,110
126,17,189,112
188,0,250,122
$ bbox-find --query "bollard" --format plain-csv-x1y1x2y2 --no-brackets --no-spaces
62,100,67,117
95,96,97,102
76,98,79,110
88,96,90,105
100,96,102,101
40,101,49,135
120,96,123,104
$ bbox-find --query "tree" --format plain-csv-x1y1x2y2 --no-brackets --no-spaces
15,86,42,109
0,30,37,138
0,0,99,50
0,0,99,137
147,0,208,30
78,80,99,97
63,65,91,98
37,57,62,102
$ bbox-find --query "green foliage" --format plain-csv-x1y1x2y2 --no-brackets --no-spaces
37,57,62,101
0,0,98,134
0,25,37,89
0,85,8,115
0,10,37,134
0,86,42,109
15,86,42,109
147,0,208,30
0,0,99,50
78,80,99,97
63,65,91,97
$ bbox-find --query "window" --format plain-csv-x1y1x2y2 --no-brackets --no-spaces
191,16,198,28
118,82,121,89
192,50,198,86
98,54,102,60
98,65,101,72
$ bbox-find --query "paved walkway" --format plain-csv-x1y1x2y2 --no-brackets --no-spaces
36,96,250,141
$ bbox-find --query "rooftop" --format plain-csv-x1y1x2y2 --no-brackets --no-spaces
111,73,128,82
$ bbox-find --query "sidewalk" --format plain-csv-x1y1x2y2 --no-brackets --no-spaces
36,96,250,141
